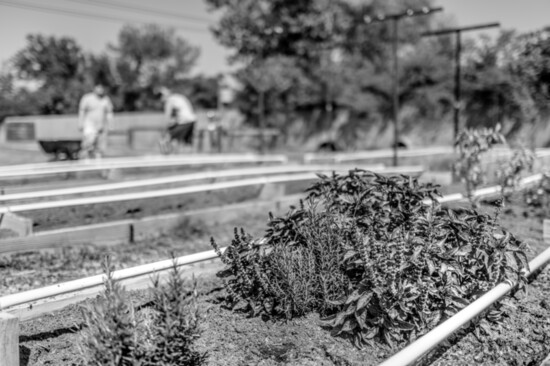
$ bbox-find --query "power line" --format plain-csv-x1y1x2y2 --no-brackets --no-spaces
62,0,212,24
0,0,209,33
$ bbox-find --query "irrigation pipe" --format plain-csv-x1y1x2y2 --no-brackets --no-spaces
0,154,288,172
0,167,424,213
379,245,550,366
423,173,543,205
0,173,320,213
304,146,454,163
0,247,226,310
0,164,384,202
0,154,288,179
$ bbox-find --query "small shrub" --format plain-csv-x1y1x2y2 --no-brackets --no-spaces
212,206,350,319
212,171,530,348
141,260,206,366
78,256,140,366
496,147,536,198
78,257,206,366
454,125,506,206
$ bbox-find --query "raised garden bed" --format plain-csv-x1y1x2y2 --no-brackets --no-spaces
5,171,550,366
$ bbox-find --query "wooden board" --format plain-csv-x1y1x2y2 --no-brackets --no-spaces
0,213,32,237
133,195,300,241
544,219,550,246
0,196,301,254
0,220,132,254
0,312,18,366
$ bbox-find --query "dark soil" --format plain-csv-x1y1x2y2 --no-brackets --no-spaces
23,186,262,231
17,180,313,231
428,266,550,366
18,277,388,366
0,211,272,296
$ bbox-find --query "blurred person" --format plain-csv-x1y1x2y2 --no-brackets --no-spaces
157,86,197,154
78,83,114,159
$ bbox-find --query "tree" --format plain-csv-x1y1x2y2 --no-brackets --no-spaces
207,0,453,149
13,34,84,84
461,30,538,143
110,24,200,110
11,34,88,114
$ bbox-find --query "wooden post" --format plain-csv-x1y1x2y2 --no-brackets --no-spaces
0,213,32,237
0,312,19,366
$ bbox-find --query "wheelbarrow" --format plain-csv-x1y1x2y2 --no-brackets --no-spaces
38,140,82,161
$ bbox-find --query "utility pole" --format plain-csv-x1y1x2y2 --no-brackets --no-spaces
422,22,500,142
365,6,443,166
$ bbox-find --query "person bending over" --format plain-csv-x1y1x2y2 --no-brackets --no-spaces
158,87,197,154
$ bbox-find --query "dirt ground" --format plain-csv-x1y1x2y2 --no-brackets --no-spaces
428,266,550,366
17,277,388,366
0,209,272,296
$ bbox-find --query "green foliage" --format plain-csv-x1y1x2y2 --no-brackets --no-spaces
141,262,206,366
13,34,84,83
78,256,140,365
462,31,537,132
206,0,452,146
454,125,506,206
78,257,206,366
110,24,199,111
212,209,350,319
2,25,202,117
496,147,536,198
212,171,529,348
524,172,550,218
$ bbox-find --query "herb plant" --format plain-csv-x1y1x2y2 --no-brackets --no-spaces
212,170,529,348
78,257,206,365
78,256,140,366
454,125,506,206
496,146,536,198
142,261,206,366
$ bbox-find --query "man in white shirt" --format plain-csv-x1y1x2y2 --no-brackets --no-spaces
78,83,114,159
158,87,197,153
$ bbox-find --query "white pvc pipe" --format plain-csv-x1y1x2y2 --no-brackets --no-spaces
334,146,454,163
422,174,542,206
304,146,454,163
0,173,319,213
0,167,424,213
0,155,289,179
0,247,226,310
0,164,385,202
304,147,550,164
378,233,550,366
0,153,288,173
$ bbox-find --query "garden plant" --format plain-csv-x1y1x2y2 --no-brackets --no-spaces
524,172,550,218
211,170,530,348
453,125,506,206
78,256,205,366
496,146,536,198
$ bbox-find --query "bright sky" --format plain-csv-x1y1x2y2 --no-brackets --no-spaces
0,0,549,76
